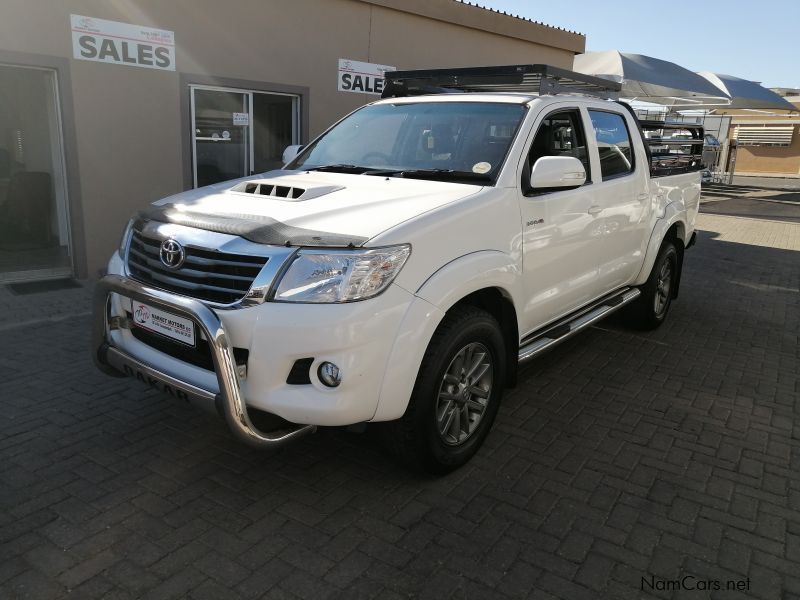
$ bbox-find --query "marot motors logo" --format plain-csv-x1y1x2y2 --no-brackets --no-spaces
133,304,150,325
159,239,185,269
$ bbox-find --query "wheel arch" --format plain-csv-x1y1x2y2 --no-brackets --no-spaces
372,251,522,422
634,205,688,290
417,250,522,389
445,287,519,388
664,222,685,299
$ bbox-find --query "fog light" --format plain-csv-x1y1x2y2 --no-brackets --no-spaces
318,362,342,387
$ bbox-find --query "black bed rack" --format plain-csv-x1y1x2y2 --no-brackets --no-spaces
639,120,704,147
639,120,706,176
381,64,621,100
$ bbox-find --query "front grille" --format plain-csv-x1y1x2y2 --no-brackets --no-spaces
129,317,215,370
127,230,268,304
127,312,249,372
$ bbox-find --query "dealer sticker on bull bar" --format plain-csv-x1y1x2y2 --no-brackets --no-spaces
132,302,195,346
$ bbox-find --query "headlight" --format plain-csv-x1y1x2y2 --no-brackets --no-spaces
119,218,134,257
272,245,411,303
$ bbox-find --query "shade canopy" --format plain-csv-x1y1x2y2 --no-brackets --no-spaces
697,72,797,111
573,51,729,107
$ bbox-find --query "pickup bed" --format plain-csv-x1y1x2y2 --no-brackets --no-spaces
93,65,699,472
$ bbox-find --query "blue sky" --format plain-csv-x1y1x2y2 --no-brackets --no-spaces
472,1,799,88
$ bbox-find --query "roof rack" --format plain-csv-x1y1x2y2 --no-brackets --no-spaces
381,64,621,100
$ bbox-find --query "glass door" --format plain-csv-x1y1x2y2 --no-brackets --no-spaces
191,85,299,188
191,86,252,188
0,64,72,282
252,92,299,172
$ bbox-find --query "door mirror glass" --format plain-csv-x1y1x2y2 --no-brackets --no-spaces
282,144,304,165
529,156,586,189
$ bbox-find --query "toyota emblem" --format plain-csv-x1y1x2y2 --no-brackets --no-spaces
159,239,186,269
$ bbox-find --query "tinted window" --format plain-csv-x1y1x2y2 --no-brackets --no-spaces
588,110,633,179
528,110,590,178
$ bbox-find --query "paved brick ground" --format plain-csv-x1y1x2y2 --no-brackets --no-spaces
1,207,799,599
702,182,800,224
0,281,92,330
731,176,800,191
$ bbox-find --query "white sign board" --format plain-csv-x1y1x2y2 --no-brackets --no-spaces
232,112,249,126
338,59,396,95
132,302,195,346
71,14,176,71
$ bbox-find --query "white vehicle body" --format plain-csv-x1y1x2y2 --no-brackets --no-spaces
93,89,699,458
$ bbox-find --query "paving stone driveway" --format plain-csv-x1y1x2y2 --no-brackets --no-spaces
1,207,799,600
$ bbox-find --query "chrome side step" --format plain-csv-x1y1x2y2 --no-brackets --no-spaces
518,287,641,363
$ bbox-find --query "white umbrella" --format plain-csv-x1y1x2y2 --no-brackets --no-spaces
697,72,797,111
573,50,729,107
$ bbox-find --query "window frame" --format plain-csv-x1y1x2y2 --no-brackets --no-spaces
587,108,636,182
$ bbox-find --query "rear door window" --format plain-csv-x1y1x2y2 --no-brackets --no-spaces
588,110,634,179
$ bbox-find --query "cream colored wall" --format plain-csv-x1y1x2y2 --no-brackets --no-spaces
732,125,800,175
723,100,800,176
0,0,582,276
368,5,575,72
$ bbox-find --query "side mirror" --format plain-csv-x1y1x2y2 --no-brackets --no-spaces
282,144,305,165
529,156,586,190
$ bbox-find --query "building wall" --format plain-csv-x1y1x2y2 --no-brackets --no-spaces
732,125,800,175
723,99,800,176
0,0,584,278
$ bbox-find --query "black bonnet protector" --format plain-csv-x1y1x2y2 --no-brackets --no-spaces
137,205,369,248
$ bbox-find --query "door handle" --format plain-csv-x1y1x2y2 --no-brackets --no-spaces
637,192,649,201
588,205,603,215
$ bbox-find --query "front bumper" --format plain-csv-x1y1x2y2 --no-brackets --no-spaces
93,274,316,448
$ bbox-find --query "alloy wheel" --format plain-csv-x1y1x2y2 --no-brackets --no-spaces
654,259,672,317
434,342,494,446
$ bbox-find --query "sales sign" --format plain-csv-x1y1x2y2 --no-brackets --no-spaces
71,14,176,71
338,59,396,95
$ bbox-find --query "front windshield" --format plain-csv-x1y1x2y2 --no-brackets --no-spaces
288,101,527,183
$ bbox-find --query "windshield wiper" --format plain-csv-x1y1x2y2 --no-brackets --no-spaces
366,168,493,182
305,164,381,174
307,165,493,183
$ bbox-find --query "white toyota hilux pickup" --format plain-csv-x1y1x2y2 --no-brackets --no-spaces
93,65,699,472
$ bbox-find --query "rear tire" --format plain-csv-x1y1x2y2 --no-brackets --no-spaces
387,305,506,474
624,240,678,330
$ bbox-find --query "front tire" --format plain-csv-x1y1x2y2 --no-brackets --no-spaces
624,240,678,330
388,305,506,474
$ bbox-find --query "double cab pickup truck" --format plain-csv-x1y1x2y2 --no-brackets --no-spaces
93,65,699,472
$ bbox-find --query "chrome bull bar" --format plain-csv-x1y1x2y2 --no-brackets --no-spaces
92,274,316,448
